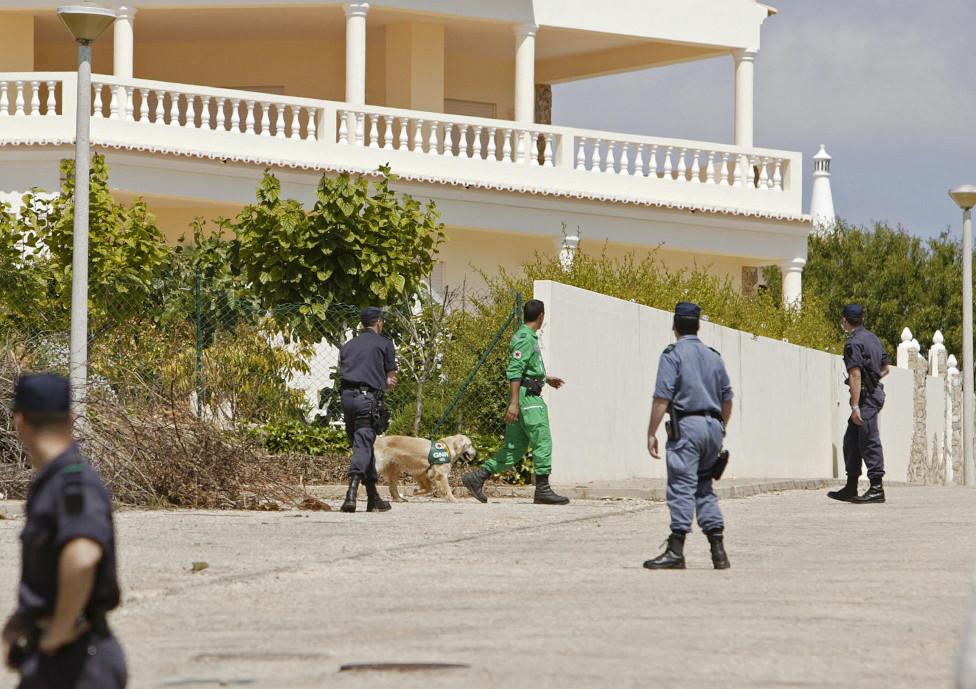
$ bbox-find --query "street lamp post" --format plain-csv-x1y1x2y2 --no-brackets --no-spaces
57,4,115,423
950,184,976,487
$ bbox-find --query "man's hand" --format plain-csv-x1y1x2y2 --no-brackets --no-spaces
386,372,398,389
546,377,565,390
505,402,519,424
1,614,23,670
648,435,661,459
851,408,864,426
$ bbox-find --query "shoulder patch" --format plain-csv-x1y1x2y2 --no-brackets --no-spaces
663,344,675,354
513,350,523,360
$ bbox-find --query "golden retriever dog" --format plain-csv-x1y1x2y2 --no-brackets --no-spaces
374,434,477,503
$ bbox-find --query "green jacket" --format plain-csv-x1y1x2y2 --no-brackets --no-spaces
506,324,546,381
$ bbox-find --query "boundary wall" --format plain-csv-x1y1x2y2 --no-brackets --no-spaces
534,280,956,485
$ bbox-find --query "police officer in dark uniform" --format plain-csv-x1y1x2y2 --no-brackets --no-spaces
338,307,398,513
828,304,890,504
2,373,126,689
644,303,734,570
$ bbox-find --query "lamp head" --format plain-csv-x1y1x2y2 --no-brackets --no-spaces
58,4,116,44
950,185,976,211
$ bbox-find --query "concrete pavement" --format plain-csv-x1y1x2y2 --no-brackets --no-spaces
0,486,973,689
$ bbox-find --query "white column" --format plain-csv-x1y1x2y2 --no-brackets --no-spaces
734,48,757,148
113,5,136,78
514,23,538,124
344,3,369,106
781,257,805,307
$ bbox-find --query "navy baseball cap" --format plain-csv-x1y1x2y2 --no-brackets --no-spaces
13,373,71,413
842,304,864,320
674,302,702,319
360,307,384,326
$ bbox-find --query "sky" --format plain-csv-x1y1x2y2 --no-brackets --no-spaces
553,0,976,240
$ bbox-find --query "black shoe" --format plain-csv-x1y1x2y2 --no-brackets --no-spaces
533,475,570,505
365,482,392,512
827,480,859,502
644,532,686,570
853,484,885,504
707,530,730,570
462,467,492,503
340,477,361,513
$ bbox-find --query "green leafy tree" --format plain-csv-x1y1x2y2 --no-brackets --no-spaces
804,222,964,355
13,155,169,329
230,166,444,341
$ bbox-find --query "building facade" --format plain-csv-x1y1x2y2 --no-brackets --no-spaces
0,0,812,301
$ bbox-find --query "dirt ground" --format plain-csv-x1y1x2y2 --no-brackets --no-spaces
0,486,974,689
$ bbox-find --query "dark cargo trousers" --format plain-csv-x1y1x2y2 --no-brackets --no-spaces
341,388,380,483
843,403,885,482
18,633,127,689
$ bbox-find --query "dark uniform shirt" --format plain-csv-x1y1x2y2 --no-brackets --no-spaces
654,336,734,414
843,326,888,408
339,330,397,391
18,444,120,622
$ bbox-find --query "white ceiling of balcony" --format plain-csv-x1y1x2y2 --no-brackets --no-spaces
33,6,651,59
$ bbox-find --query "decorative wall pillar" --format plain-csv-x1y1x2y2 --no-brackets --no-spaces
557,234,580,272
113,5,136,78
948,355,964,484
781,257,804,307
906,342,929,484
514,23,538,124
897,328,914,368
929,330,948,376
734,48,757,148
344,3,370,106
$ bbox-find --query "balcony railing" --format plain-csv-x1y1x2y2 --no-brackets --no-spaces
0,73,804,219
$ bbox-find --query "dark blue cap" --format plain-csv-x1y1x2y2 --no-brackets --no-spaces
674,302,702,319
13,373,70,413
360,307,384,326
842,304,864,320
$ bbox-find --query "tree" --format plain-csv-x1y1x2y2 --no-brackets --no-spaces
11,155,169,330
230,166,444,342
804,222,964,356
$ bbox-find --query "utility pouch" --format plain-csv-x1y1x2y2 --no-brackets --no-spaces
522,378,544,396
370,394,390,435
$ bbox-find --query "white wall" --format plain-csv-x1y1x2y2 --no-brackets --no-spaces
535,280,919,484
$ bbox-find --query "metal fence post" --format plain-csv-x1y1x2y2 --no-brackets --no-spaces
194,265,203,416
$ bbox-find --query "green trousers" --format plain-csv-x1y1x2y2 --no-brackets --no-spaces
483,389,553,477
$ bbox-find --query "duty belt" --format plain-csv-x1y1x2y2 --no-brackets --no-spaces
675,409,724,422
342,382,382,396
521,377,545,396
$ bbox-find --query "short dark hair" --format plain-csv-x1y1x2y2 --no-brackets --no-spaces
844,315,864,328
16,408,71,431
673,315,700,336
523,299,545,323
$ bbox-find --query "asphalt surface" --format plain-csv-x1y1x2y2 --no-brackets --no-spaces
0,486,973,689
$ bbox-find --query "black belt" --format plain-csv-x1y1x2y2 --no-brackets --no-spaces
676,410,723,422
342,383,381,395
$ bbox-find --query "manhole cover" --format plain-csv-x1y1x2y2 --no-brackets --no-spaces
339,663,469,673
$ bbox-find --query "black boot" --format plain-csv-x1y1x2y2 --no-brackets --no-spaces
827,478,859,502
365,482,392,512
707,530,730,570
340,477,361,513
533,475,570,505
644,532,686,570
853,482,885,504
462,466,492,503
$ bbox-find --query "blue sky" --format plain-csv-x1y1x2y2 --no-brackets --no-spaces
553,0,976,239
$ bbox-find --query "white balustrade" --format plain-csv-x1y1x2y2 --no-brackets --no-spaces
1,73,799,217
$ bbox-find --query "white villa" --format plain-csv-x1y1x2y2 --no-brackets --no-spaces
0,0,815,302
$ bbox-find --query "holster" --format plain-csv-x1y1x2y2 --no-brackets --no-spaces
665,403,680,442
4,614,39,670
712,450,730,481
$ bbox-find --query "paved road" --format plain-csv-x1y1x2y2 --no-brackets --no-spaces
0,486,974,689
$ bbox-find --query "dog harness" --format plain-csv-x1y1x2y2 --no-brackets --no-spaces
427,440,452,466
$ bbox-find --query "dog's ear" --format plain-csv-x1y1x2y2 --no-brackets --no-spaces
444,435,463,457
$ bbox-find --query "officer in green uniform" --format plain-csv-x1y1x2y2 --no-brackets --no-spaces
462,299,570,505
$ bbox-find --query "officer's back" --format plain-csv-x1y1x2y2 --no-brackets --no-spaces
663,337,729,417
